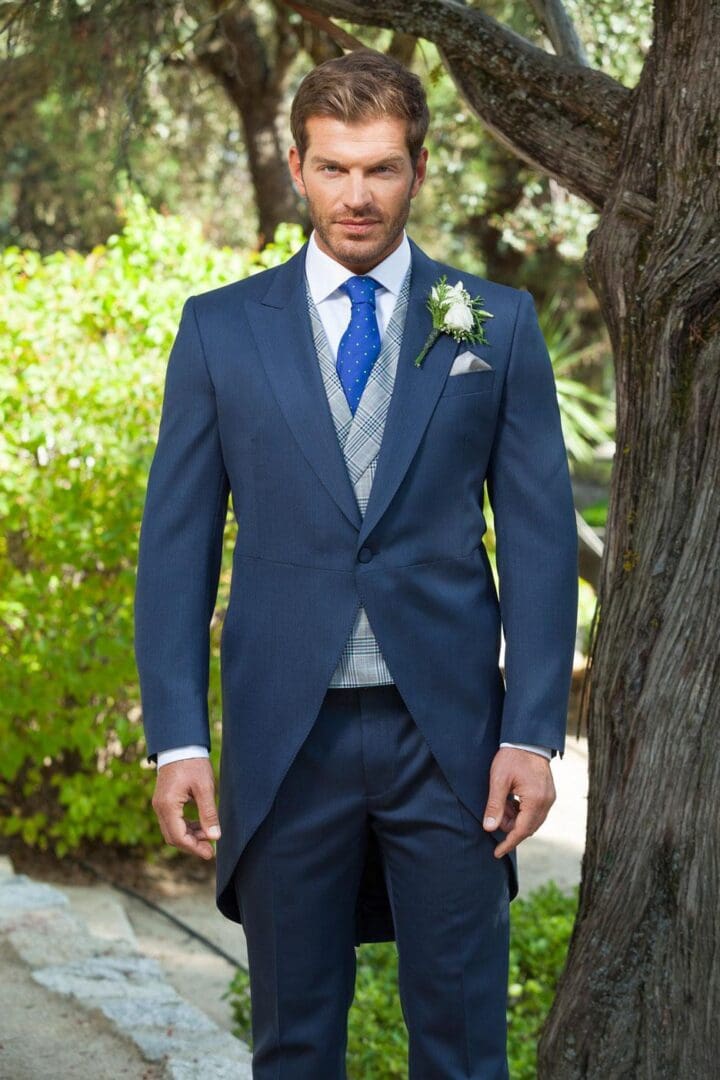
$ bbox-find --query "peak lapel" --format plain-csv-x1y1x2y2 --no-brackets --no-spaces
357,239,458,549
245,244,362,533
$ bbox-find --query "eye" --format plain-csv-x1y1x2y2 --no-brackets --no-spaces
321,165,340,174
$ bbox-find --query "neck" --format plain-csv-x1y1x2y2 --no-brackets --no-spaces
311,230,405,275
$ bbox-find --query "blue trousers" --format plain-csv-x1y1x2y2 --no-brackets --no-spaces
232,683,511,1079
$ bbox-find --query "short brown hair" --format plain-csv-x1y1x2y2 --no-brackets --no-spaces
290,49,429,166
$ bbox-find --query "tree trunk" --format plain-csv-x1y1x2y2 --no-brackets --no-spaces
237,89,305,244
539,4,720,1075
199,3,306,244
299,1,720,1072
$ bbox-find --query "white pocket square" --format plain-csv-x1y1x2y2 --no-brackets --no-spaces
448,350,493,375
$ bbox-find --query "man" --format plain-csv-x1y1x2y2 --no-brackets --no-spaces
134,48,578,1079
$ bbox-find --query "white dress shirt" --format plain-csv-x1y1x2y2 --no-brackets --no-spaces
305,228,412,353
156,230,552,766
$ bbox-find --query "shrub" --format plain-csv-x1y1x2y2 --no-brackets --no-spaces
0,190,304,853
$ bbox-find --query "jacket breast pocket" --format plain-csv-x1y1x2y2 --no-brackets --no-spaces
439,369,495,398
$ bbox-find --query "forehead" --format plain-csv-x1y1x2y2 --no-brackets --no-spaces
303,114,410,161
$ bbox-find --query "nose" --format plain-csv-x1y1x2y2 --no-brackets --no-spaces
342,170,372,211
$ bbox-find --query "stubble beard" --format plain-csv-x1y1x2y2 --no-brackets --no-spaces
308,193,412,274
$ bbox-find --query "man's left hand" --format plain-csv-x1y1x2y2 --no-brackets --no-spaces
482,747,556,857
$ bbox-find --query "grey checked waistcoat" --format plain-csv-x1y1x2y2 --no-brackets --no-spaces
304,268,411,687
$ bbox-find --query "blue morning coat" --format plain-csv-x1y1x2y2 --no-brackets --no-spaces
134,238,578,944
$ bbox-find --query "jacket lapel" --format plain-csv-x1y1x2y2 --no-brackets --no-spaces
245,238,459,547
245,244,363,533
356,239,458,549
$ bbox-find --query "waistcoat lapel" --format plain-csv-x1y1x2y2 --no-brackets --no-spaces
306,269,411,497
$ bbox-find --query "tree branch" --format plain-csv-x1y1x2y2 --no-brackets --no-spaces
527,0,589,66
387,30,417,68
282,2,367,51
297,0,631,209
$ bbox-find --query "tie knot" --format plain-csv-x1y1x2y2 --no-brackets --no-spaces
341,275,380,307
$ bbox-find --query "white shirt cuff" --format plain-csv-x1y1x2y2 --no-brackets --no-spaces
500,741,553,760
156,745,210,768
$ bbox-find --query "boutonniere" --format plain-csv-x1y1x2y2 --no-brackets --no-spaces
414,276,494,367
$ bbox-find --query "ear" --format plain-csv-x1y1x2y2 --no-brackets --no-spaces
288,146,307,198
410,146,429,199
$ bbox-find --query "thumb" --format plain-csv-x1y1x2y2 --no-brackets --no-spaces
195,783,221,840
483,772,510,831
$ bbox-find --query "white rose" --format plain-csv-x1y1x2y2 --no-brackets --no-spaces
444,301,474,332
446,280,468,302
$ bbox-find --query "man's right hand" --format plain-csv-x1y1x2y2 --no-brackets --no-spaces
151,758,221,860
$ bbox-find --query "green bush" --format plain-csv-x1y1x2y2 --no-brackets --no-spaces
506,881,579,1076
226,880,579,1078
0,190,304,854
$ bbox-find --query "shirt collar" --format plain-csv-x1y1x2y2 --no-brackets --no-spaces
305,229,411,305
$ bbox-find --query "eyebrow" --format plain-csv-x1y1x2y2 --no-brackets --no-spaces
310,154,406,168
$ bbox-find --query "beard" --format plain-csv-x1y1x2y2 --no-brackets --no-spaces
307,189,413,272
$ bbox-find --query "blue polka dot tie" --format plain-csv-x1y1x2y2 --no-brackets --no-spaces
336,275,382,415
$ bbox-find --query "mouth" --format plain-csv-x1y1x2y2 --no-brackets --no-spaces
336,219,380,234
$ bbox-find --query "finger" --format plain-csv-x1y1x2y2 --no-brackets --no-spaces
163,811,216,860
179,821,216,860
493,802,546,857
499,796,520,833
152,760,221,859
152,800,174,847
155,817,172,846
483,771,512,831
192,778,221,842
186,820,213,840
156,799,216,860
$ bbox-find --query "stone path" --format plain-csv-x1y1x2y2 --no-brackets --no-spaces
0,938,165,1080
0,856,252,1079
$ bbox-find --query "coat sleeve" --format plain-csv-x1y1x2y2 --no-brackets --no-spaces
134,297,230,764
486,290,578,757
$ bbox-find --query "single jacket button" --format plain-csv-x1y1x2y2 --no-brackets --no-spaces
358,546,374,563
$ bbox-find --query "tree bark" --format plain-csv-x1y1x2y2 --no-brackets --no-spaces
528,0,589,65
539,3,720,1074
300,1,720,1073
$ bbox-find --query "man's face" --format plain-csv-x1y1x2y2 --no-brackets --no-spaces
288,114,428,274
